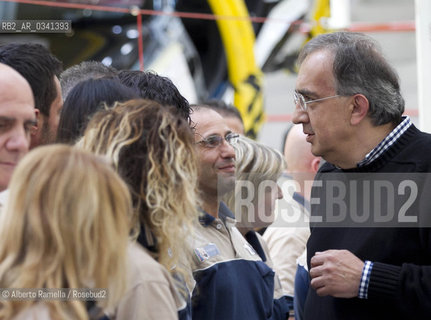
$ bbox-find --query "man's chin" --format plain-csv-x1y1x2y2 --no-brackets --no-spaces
0,169,12,192
217,176,236,195
310,144,323,158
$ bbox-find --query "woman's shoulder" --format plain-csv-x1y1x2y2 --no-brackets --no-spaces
13,303,51,320
127,242,173,284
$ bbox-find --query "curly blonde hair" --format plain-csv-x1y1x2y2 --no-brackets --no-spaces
79,99,199,279
0,145,131,320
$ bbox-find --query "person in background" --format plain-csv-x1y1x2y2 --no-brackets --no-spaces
118,70,191,121
189,104,290,320
0,145,131,320
263,123,320,320
60,61,118,100
56,77,138,144
80,99,199,319
223,135,284,256
0,63,35,203
0,43,63,148
203,99,245,135
223,136,291,317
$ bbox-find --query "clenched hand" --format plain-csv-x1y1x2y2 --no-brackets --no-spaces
309,249,364,298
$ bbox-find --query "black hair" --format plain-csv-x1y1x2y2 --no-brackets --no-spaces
118,70,190,121
0,43,63,116
56,77,138,144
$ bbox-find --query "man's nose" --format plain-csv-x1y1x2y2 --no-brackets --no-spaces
292,105,309,125
6,126,30,153
220,139,235,159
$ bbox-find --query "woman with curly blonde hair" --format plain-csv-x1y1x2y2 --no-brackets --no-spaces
0,145,131,320
80,99,200,318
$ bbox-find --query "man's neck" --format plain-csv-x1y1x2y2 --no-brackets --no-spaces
201,194,219,218
336,121,396,169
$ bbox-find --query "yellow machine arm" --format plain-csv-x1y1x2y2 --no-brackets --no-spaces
207,0,264,138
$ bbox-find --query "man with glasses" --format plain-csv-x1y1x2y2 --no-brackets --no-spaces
188,105,289,320
292,32,431,319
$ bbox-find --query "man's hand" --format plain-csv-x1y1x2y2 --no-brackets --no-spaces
309,249,364,298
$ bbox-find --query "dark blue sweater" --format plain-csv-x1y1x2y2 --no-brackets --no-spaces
305,124,431,319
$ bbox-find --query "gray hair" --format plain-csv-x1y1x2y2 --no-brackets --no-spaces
60,61,118,100
223,136,285,223
298,32,404,126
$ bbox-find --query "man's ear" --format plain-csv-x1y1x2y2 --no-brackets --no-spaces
311,157,321,173
350,94,369,126
32,109,40,136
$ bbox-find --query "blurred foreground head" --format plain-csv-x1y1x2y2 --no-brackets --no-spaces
0,144,132,319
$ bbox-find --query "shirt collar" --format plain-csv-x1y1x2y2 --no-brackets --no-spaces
293,191,310,209
357,116,412,167
199,211,215,226
198,201,234,227
219,201,235,219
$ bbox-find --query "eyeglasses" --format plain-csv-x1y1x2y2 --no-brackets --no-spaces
294,91,341,112
196,132,239,148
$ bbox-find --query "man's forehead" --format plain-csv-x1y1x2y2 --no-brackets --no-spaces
0,89,35,118
192,109,231,136
296,50,335,93
0,88,36,122
0,64,35,109
0,104,36,122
